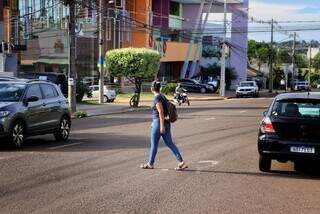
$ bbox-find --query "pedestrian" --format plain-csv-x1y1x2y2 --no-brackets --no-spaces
141,81,188,170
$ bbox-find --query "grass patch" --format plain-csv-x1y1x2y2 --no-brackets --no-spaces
116,93,173,103
78,100,100,105
73,111,88,118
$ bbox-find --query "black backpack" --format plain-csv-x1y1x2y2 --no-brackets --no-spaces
162,95,178,123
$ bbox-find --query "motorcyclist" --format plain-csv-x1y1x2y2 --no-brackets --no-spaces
175,83,186,100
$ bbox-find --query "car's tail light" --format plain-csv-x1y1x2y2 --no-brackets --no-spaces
261,117,275,134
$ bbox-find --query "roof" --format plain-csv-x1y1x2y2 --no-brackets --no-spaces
276,92,320,101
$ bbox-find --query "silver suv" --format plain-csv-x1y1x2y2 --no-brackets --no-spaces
0,80,71,148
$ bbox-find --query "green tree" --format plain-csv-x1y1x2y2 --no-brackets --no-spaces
276,48,291,65
106,48,161,107
313,53,320,71
248,40,270,71
295,54,308,68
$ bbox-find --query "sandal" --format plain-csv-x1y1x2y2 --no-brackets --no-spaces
175,161,188,171
140,163,154,169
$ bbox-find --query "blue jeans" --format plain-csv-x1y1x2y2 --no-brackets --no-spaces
149,119,183,165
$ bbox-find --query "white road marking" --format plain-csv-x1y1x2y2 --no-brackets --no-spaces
198,160,220,166
161,169,169,171
240,110,247,113
48,142,84,150
205,117,216,121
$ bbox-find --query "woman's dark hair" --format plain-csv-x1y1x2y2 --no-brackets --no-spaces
151,81,161,93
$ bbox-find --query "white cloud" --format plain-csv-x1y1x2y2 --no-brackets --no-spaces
249,1,320,21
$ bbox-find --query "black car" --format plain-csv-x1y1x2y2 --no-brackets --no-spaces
0,80,71,148
258,92,320,172
20,72,68,95
179,79,214,93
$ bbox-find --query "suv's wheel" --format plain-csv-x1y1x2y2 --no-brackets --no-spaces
104,95,110,103
9,121,25,148
54,116,71,142
259,155,271,172
200,88,206,93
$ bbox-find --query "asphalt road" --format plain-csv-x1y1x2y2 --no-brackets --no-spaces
1,98,320,214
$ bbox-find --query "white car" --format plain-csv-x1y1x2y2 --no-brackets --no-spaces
89,85,116,102
236,81,259,98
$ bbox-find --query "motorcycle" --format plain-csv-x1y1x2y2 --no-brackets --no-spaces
174,91,190,106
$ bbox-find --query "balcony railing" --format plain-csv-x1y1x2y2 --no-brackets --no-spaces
169,15,183,29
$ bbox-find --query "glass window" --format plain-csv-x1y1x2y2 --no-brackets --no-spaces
240,82,254,87
40,84,58,99
26,84,42,100
272,99,320,118
0,83,26,102
170,2,181,16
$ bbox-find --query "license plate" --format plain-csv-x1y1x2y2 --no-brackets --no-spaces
290,146,315,154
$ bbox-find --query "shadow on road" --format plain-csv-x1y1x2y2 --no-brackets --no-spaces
0,132,165,152
157,168,320,180
73,116,150,131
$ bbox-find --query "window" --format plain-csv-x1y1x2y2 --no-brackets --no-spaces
170,1,181,16
272,99,320,118
26,84,42,100
41,84,58,99
0,83,26,102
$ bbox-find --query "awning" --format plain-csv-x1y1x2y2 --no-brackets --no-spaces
33,58,68,65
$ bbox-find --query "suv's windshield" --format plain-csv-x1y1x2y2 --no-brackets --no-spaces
0,83,26,102
240,82,254,87
272,99,320,118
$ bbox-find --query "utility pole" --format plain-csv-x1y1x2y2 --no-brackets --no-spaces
98,0,105,104
292,32,296,87
308,44,312,87
68,0,77,113
268,19,274,93
220,0,227,97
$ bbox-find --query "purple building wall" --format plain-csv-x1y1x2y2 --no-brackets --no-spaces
152,0,169,29
0,1,3,22
182,1,249,87
230,0,249,86
182,4,200,31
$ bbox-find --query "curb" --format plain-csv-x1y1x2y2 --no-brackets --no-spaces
75,97,234,119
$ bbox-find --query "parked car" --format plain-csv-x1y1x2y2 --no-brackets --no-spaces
179,79,214,93
81,76,98,85
258,92,320,172
192,76,219,93
20,72,68,96
89,85,116,102
0,79,71,148
294,81,310,91
236,81,259,98
0,77,18,82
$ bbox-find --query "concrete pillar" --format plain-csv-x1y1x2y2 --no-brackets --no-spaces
230,0,248,88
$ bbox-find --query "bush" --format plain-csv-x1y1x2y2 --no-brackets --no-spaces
73,111,87,118
161,83,177,95
76,81,91,102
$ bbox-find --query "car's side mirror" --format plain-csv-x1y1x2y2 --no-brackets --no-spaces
25,96,39,104
263,111,268,117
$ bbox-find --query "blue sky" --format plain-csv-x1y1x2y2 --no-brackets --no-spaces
248,0,320,42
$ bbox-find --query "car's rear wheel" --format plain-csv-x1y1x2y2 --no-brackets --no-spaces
259,155,271,172
54,116,71,142
200,88,206,93
9,121,25,148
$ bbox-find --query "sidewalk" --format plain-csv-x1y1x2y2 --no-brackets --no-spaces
78,90,278,117
78,92,231,117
